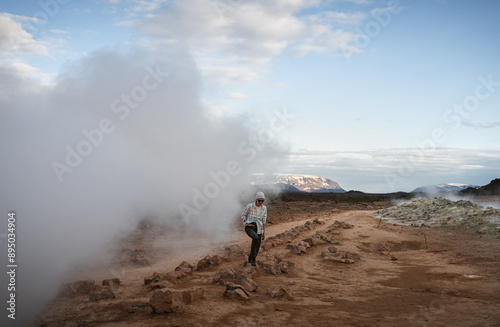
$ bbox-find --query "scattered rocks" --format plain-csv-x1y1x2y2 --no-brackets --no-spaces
374,197,500,236
149,288,204,313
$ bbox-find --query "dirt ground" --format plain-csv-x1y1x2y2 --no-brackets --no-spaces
40,194,500,327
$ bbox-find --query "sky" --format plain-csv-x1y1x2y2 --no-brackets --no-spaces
0,1,499,324
1,0,500,193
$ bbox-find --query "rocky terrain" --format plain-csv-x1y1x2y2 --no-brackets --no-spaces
38,192,500,327
375,197,500,237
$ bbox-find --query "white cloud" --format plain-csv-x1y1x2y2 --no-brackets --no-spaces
313,11,367,26
136,0,369,84
49,29,69,34
287,147,500,192
0,13,49,57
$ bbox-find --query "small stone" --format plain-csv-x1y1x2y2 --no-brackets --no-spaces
266,285,292,300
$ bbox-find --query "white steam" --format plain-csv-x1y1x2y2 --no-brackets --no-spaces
0,46,290,324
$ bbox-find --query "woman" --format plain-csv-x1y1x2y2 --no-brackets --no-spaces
241,191,267,266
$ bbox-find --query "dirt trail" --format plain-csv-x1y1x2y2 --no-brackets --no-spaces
41,208,500,327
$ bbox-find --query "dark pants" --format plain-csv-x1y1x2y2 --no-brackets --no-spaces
245,224,261,263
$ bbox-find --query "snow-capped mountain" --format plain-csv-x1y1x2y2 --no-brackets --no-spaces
251,173,346,193
411,183,478,193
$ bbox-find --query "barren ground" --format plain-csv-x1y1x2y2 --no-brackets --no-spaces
41,194,500,327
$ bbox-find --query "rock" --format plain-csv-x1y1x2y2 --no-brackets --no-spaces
328,246,338,253
197,255,222,271
223,282,250,301
182,287,205,304
379,242,390,252
149,281,173,290
302,235,324,247
285,243,307,255
102,278,121,288
175,261,193,277
313,218,325,224
213,268,239,284
144,272,162,285
342,252,361,261
259,259,280,275
235,275,258,292
60,279,96,296
150,287,204,313
89,286,115,302
266,285,292,300
150,289,182,313
278,261,290,274
321,251,339,259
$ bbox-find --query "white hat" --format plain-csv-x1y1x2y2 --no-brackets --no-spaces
255,191,265,200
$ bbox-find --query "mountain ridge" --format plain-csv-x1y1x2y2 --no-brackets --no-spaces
251,173,346,193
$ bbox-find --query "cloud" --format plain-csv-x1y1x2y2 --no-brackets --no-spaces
286,147,500,192
49,29,69,34
136,0,369,83
310,11,367,26
0,13,49,57
0,45,291,323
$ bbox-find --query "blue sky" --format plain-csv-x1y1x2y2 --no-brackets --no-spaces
1,0,500,192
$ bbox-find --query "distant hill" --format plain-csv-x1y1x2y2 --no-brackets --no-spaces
412,183,478,193
251,173,346,193
460,178,500,196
